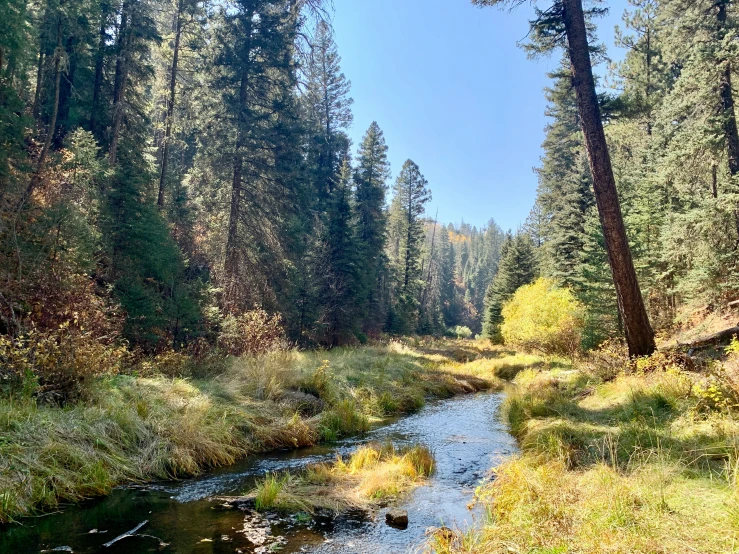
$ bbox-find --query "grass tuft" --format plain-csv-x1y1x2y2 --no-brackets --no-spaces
249,442,435,513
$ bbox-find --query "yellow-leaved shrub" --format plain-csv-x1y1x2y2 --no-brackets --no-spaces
501,278,585,356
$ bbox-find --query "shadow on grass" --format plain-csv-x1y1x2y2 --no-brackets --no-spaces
508,379,736,475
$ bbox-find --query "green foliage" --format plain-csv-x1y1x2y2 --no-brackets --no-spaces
482,233,537,342
387,159,432,333
501,278,586,356
451,325,473,339
354,122,391,333
105,149,202,350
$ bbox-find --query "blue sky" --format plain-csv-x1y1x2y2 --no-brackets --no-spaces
331,0,631,232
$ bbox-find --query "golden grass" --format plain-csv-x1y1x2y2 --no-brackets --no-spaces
430,350,739,554
0,338,519,522
250,442,435,513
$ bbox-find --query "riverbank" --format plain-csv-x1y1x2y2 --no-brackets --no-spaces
432,346,739,554
0,339,531,523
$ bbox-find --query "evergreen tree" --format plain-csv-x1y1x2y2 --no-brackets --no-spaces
387,159,431,333
474,0,657,356
318,159,361,345
304,20,353,201
353,121,391,333
482,233,537,342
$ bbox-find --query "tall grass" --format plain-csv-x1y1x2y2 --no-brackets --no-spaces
432,350,739,554
0,338,513,522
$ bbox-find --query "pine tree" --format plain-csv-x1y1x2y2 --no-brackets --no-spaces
535,66,595,285
318,159,361,345
304,20,353,202
212,0,299,309
354,121,391,333
482,233,537,342
474,0,656,356
387,159,431,333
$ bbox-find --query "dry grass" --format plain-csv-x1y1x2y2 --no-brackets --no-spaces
250,442,435,513
0,338,515,522
429,348,739,554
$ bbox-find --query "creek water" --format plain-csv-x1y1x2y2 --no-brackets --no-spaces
1,392,516,554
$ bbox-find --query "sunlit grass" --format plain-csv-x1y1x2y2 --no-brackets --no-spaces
249,442,435,513
0,338,517,522
430,350,739,554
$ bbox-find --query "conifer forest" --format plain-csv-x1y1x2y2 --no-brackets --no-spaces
3,0,739,552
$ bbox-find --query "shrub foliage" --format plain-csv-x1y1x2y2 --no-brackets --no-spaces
501,278,585,356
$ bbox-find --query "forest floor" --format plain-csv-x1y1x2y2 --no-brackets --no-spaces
431,345,739,554
0,338,540,523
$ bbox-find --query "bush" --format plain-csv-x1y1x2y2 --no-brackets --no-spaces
0,325,130,404
501,278,585,357
450,326,473,339
217,308,286,356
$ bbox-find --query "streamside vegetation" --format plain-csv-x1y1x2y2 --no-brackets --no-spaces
249,442,436,514
0,339,512,523
429,339,739,554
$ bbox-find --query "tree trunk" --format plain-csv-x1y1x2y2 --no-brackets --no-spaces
32,48,45,120
22,27,63,207
717,1,739,177
90,5,108,136
109,0,131,165
157,0,184,209
562,0,656,357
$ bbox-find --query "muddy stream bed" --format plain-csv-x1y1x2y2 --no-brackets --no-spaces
1,392,516,554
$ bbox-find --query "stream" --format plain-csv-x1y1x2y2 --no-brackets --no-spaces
1,391,516,554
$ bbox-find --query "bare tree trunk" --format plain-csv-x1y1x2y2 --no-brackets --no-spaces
32,49,45,120
157,0,185,209
562,0,656,356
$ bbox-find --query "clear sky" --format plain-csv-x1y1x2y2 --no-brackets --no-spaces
331,0,630,232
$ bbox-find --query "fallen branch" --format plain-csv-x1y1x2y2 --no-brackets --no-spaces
103,520,148,548
678,326,739,350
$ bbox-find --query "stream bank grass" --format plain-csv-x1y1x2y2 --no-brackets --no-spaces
430,351,739,554
0,338,517,523
250,442,435,513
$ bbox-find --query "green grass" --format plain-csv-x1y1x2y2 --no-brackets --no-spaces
431,352,739,554
0,338,520,523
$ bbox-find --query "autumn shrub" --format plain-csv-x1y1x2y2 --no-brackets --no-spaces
217,308,287,356
501,278,585,356
0,324,130,404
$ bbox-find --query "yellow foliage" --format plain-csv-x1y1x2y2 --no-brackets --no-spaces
501,278,585,356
